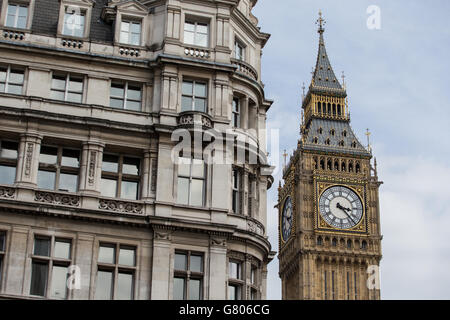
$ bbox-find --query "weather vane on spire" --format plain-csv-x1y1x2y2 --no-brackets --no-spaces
316,10,326,34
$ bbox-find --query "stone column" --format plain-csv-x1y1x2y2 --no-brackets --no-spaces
16,133,42,187
208,237,227,300
78,141,104,195
150,229,172,299
261,262,268,300
5,226,29,296
71,233,94,300
241,96,249,130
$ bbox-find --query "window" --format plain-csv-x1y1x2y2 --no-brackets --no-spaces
347,272,350,300
0,140,18,185
347,240,352,249
30,236,72,299
234,40,245,60
232,97,240,127
95,243,136,300
63,9,85,37
173,251,204,300
184,21,208,47
228,260,242,300
232,169,241,214
181,80,207,113
324,270,328,300
6,4,28,29
110,82,142,111
332,238,337,247
101,154,141,200
361,240,367,250
0,66,24,94
0,232,5,289
37,146,80,193
354,272,358,299
332,271,336,300
120,20,141,46
51,73,83,103
317,236,323,246
177,157,205,206
250,266,258,300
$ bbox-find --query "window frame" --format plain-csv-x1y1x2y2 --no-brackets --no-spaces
0,65,25,95
0,140,19,185
176,156,206,207
227,259,244,300
183,20,209,47
231,168,242,214
62,8,86,38
50,73,84,103
37,145,81,193
173,250,204,300
4,2,29,29
181,79,208,113
232,97,240,128
29,235,73,299
119,19,142,46
94,242,137,300
234,39,245,61
100,153,141,200
109,81,142,111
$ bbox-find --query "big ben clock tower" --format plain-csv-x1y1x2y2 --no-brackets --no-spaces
277,12,383,300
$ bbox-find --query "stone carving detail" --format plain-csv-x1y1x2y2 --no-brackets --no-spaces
178,113,212,128
247,219,264,236
25,143,34,176
154,231,171,241
98,199,143,214
210,238,227,247
0,187,15,199
179,114,194,125
88,151,96,185
151,158,157,192
35,191,80,207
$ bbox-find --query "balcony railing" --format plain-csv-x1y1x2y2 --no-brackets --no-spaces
184,46,210,59
231,58,258,81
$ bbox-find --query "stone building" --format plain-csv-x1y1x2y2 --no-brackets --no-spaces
0,0,274,300
277,13,383,300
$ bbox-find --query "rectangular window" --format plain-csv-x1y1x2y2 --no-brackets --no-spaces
101,154,141,200
0,66,24,95
231,168,242,215
177,157,205,206
250,289,257,300
95,243,136,300
228,260,243,300
63,9,85,38
173,251,204,300
50,73,83,103
324,270,328,300
120,21,141,46
0,140,18,185
110,82,142,111
37,146,80,193
30,236,72,299
181,80,207,113
0,232,5,289
184,21,208,47
354,272,358,300
234,41,245,60
6,4,28,29
232,97,240,128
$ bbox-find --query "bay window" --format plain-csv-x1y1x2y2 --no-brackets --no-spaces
181,80,207,113
173,251,204,300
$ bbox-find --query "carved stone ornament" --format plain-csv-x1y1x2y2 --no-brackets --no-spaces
210,238,227,247
98,199,143,214
0,187,15,198
35,191,80,207
88,151,96,185
154,231,171,241
25,143,34,176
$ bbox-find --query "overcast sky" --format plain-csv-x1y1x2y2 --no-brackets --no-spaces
253,0,450,300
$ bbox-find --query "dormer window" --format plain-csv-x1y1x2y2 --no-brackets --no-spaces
120,20,141,46
5,3,28,29
184,21,209,47
63,9,85,38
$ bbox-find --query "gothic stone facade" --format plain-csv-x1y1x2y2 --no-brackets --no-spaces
0,0,274,300
277,16,382,300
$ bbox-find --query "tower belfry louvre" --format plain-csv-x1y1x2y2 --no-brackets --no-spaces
278,12,383,300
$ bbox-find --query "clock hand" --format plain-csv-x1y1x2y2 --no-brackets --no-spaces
336,203,357,224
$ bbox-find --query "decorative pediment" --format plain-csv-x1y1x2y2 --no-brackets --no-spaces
61,0,96,8
116,0,149,14
102,0,148,23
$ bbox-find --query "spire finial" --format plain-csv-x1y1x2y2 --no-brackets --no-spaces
301,82,306,101
341,71,346,89
366,128,372,153
283,149,288,168
316,10,326,34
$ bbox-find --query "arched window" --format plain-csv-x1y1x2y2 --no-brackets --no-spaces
327,159,332,170
317,102,322,114
332,238,337,247
342,130,347,137
330,129,335,136
337,104,341,116
318,127,323,134
347,240,352,249
351,141,357,148
341,161,346,171
332,104,336,116
339,140,345,147
355,162,361,173
313,157,318,169
327,103,331,115
317,236,323,246
325,139,331,145
349,162,354,172
334,160,339,171
361,240,367,250
320,158,325,170
313,137,318,144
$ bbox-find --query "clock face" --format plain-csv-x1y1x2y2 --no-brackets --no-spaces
319,186,363,230
281,196,293,241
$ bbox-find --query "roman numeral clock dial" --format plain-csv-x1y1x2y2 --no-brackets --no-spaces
281,196,293,242
318,186,363,229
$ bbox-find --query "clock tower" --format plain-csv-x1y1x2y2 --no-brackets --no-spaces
277,12,383,300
